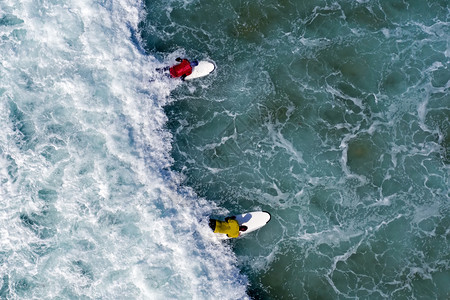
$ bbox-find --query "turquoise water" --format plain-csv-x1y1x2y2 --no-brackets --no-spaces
1,0,448,298
143,0,449,299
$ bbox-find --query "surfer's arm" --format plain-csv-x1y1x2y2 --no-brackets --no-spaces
226,232,239,238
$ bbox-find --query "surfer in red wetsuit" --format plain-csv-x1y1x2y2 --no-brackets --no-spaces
169,57,198,80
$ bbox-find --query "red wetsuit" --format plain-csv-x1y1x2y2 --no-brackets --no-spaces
169,59,193,78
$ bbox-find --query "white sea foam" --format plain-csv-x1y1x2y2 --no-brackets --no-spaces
0,0,248,298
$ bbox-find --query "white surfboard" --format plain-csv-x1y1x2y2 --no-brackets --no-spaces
185,61,215,80
215,211,271,240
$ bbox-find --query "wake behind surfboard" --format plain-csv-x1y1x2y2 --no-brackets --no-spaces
213,211,271,240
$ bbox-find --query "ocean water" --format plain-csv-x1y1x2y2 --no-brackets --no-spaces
142,0,449,299
0,0,247,299
1,0,448,299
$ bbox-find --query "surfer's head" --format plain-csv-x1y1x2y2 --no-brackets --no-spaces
239,226,248,232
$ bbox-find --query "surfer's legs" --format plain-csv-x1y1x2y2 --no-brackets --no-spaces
208,219,216,231
155,66,169,72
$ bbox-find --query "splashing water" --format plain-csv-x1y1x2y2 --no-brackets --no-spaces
0,0,248,298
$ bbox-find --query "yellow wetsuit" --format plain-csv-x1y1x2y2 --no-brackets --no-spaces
213,219,240,238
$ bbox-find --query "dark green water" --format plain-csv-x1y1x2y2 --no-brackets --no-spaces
142,0,449,298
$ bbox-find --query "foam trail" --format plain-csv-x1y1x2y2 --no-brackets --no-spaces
0,0,248,298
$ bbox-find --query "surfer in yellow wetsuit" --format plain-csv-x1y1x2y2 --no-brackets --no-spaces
209,216,248,238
